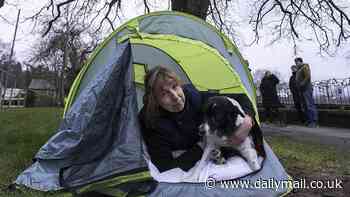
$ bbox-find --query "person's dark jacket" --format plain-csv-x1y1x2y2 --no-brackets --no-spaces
139,84,264,173
259,74,282,108
289,72,297,95
289,72,301,105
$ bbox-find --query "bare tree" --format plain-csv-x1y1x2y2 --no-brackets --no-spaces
249,0,350,53
30,12,98,105
0,1,17,23
18,0,350,52
171,0,210,19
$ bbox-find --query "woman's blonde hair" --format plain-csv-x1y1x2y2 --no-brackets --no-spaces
143,66,182,128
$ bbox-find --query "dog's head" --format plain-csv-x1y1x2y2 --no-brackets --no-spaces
199,96,246,140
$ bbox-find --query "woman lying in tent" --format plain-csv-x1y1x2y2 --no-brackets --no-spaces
138,66,265,181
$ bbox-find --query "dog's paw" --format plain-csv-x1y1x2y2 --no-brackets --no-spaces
248,160,261,171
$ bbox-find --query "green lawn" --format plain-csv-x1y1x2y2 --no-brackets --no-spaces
266,136,350,196
266,136,350,176
0,108,66,197
0,108,349,196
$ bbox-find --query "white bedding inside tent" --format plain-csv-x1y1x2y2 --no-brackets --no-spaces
144,143,263,183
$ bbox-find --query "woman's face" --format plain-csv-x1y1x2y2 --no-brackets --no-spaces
153,76,185,113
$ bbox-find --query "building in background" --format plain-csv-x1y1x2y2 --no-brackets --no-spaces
28,79,56,107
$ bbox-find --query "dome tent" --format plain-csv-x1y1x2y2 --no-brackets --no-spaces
15,11,292,196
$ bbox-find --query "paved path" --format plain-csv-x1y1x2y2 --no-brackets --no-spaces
261,123,350,150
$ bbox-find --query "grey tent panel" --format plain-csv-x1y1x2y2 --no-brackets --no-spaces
16,41,147,189
75,37,120,100
76,40,192,105
61,41,147,188
139,15,227,57
116,28,131,40
136,86,145,112
15,160,65,191
225,54,255,99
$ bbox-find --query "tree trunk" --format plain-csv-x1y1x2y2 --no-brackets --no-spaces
171,0,210,20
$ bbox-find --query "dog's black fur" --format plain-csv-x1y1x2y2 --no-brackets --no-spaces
201,96,245,138
200,96,249,164
199,95,266,166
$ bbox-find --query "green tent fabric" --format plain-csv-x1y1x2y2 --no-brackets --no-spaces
15,11,292,197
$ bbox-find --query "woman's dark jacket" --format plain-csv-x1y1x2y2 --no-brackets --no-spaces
259,74,282,108
289,72,302,105
139,84,263,173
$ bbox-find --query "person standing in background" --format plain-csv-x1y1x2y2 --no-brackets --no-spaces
259,71,282,123
294,57,318,128
289,65,306,124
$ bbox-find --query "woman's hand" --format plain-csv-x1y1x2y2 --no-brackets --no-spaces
228,115,253,145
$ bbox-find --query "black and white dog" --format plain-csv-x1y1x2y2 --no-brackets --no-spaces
199,96,260,171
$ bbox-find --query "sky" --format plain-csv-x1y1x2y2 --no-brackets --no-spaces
1,0,349,82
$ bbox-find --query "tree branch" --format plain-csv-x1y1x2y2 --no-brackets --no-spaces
43,0,77,36
251,0,272,43
144,0,150,13
212,0,224,31
95,0,121,33
275,0,299,38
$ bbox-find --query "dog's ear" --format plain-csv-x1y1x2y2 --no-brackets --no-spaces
208,102,217,114
232,106,245,118
231,106,246,127
226,97,245,117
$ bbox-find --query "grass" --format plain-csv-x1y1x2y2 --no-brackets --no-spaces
265,136,350,176
266,136,350,196
0,108,349,196
0,108,66,197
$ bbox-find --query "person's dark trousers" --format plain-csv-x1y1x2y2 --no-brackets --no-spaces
301,84,318,125
264,106,279,122
264,106,273,122
292,93,306,123
294,101,306,123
